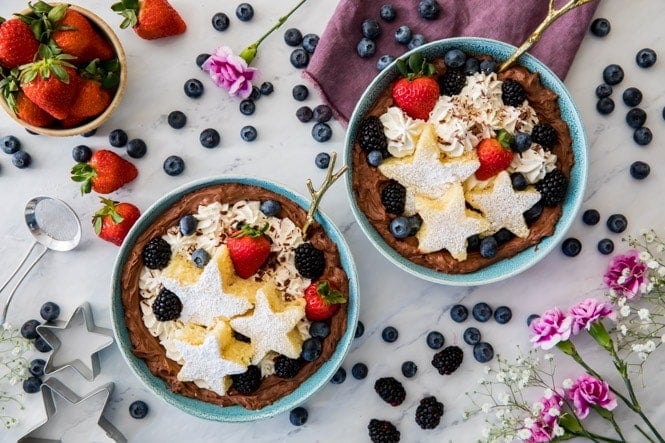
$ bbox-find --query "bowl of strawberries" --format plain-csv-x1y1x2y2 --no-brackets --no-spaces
0,1,127,136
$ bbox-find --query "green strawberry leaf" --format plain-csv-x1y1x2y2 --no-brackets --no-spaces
316,281,346,305
395,58,408,77
93,215,103,235
50,64,68,83
47,3,67,23
496,128,514,149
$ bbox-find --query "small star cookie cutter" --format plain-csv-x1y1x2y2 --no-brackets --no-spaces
36,302,114,381
18,377,126,442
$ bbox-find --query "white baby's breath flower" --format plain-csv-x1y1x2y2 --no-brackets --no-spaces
648,260,659,269
524,417,535,428
543,388,553,399
645,232,655,243
632,343,644,352
484,365,491,375
638,308,651,321
617,297,627,307
656,244,665,253
620,325,628,336
482,403,492,413
496,372,505,382
554,424,565,437
620,305,631,317
661,333,665,344
548,407,560,417
532,401,544,414
645,340,656,353
517,429,532,440
497,393,510,405
462,410,470,419
639,352,648,361
543,353,554,361
657,267,665,277
640,251,652,262
562,378,573,390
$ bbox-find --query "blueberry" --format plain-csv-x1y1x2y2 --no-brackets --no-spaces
595,83,613,99
20,319,40,339
633,127,652,146
313,104,333,123
622,87,643,107
211,12,230,31
309,321,330,338
163,155,185,176
602,64,624,85
597,238,615,255
315,152,330,169
561,237,582,257
407,34,426,50
40,302,60,322
129,400,149,419
367,150,383,167
607,214,628,233
0,135,21,154
235,3,254,21
582,209,600,225
331,367,346,384
511,132,532,153
296,106,313,122
626,108,647,129
589,18,611,37
377,54,395,71
192,248,210,268
34,337,52,353
381,326,398,343
239,99,255,116
426,331,444,349
444,49,466,69
406,215,422,236
464,57,480,75
510,172,527,191
260,200,281,217
401,361,418,378
463,327,481,345
357,38,376,58
72,145,92,162
380,4,396,21
126,139,147,159
389,216,409,239
630,161,650,180
249,86,261,102
467,234,480,251
524,201,544,225
301,337,322,361
23,376,42,394
473,342,494,363
636,48,657,68
596,97,615,115
479,236,498,258
526,314,540,326
167,111,187,129
494,228,515,245
355,321,365,338
196,53,210,68
351,362,368,379
259,81,274,96
493,306,512,324
179,215,197,236
29,359,46,377
292,84,309,101
240,125,257,142
184,79,204,98
81,128,97,137
479,59,498,74
450,304,468,323
200,128,221,148
12,151,31,168
312,122,332,142
302,34,319,53
418,0,441,20
394,25,412,44
284,28,302,46
361,19,381,39
289,407,308,426
472,303,492,322
290,48,309,68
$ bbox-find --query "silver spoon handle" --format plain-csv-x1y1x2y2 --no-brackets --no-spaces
0,244,48,325
0,242,38,293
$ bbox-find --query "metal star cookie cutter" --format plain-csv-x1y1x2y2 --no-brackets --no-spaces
36,302,114,381
18,377,126,443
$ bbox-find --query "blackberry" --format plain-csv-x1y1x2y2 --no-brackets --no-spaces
536,169,568,207
357,116,388,154
294,242,325,279
431,345,463,375
531,123,558,149
374,377,406,406
501,79,527,106
381,180,406,214
274,355,302,378
415,396,444,429
438,69,466,96
152,288,182,321
368,419,400,443
142,237,172,269
231,365,261,394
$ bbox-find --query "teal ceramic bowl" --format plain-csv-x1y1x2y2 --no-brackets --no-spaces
344,37,588,286
111,176,359,421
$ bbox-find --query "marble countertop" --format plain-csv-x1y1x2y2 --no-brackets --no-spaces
2,0,665,441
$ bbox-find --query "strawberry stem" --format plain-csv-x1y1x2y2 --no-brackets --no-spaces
232,222,270,239
316,281,346,305
92,198,123,235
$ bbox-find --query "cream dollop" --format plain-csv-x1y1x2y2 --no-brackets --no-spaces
508,145,558,184
380,106,426,157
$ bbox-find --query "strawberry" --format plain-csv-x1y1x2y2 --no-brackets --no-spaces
60,79,112,128
112,0,187,40
52,9,98,62
15,91,55,128
92,198,140,246
71,149,138,194
475,130,515,181
303,280,346,321
226,224,272,279
0,18,40,68
391,53,440,120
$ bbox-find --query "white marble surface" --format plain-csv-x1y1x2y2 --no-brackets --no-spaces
2,0,665,441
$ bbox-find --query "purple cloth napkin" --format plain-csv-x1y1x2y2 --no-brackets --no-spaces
304,0,599,125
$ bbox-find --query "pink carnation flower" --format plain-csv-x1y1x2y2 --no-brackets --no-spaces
202,46,258,99
527,421,555,443
568,298,616,335
530,308,572,350
603,250,648,299
567,374,617,419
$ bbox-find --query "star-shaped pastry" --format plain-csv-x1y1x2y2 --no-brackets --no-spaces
415,182,489,260
465,171,541,238
378,123,480,199
230,284,305,365
174,321,249,396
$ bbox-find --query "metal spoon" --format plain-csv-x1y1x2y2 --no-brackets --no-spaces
0,197,82,324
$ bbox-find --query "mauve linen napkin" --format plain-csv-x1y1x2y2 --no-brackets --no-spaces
304,0,599,125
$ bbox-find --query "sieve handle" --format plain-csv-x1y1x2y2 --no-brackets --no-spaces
0,242,48,325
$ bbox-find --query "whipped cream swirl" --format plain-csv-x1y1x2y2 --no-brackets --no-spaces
509,145,558,184
380,106,426,157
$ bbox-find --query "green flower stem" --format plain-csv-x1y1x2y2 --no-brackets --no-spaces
636,425,657,443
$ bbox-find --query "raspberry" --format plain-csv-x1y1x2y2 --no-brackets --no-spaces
431,345,463,375
357,116,388,154
374,377,406,406
368,419,400,443
501,79,527,106
381,180,406,215
142,237,172,270
438,69,466,96
536,169,568,206
152,288,182,321
415,396,444,429
274,355,302,379
531,123,558,149
294,242,326,279
231,365,261,394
